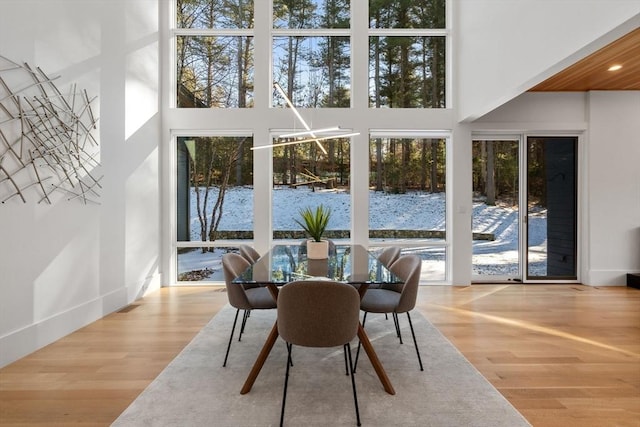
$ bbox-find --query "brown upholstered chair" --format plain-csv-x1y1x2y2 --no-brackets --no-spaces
277,280,362,426
356,254,424,371
221,253,276,367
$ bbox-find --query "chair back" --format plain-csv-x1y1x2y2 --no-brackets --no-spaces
378,246,401,267
389,255,422,313
278,280,360,348
239,245,261,263
222,253,252,310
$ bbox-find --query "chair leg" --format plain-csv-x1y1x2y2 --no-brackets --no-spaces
223,308,240,367
344,346,349,375
239,310,250,341
345,343,362,426
392,312,403,344
280,343,294,427
406,312,424,371
353,312,368,373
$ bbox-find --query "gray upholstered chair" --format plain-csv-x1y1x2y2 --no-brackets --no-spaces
239,244,261,264
221,253,276,367
377,246,402,295
277,280,362,427
357,254,423,371
238,245,262,291
378,246,401,267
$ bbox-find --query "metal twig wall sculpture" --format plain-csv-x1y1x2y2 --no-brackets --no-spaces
0,55,101,204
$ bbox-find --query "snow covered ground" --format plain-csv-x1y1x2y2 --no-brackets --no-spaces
178,186,547,282
187,186,446,234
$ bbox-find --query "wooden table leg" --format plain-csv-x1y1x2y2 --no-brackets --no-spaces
240,321,279,394
357,323,395,395
266,283,279,301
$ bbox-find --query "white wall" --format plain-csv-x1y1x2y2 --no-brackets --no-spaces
0,0,161,367
586,91,640,284
455,0,640,121
473,91,640,285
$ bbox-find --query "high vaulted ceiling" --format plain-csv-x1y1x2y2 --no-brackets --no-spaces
529,27,640,92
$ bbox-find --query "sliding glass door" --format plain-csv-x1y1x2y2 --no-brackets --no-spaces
472,135,578,283
526,136,577,280
472,137,521,281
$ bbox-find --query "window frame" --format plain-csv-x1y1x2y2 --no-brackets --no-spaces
368,130,450,282
172,0,255,109
165,1,454,285
170,129,255,284
368,27,449,108
271,13,353,108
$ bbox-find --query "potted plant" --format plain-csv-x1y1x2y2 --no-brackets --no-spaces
295,204,332,259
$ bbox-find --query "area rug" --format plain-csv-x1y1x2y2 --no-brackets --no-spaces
112,305,530,427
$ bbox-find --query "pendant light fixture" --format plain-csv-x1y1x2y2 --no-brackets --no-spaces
251,82,359,152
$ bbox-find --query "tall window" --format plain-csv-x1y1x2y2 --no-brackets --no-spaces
369,1,446,108
272,0,352,107
176,135,254,282
272,136,351,240
176,0,254,108
369,133,447,281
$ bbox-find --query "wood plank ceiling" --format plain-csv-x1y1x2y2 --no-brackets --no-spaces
529,27,640,92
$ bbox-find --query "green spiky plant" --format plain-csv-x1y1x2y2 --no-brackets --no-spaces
294,204,332,242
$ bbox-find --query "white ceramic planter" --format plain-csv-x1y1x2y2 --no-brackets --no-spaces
307,240,329,259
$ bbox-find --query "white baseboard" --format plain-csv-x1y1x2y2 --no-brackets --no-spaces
585,269,632,286
0,287,128,368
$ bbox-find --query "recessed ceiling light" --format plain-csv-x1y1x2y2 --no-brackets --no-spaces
608,64,623,71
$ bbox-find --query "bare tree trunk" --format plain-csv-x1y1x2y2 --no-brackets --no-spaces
282,147,289,185
421,37,428,106
479,141,486,194
191,156,207,245
192,143,216,251
237,37,245,108
376,139,383,191
430,140,438,192
208,144,241,242
373,13,381,108
401,140,410,192
327,36,334,106
205,2,215,106
431,38,441,107
420,140,427,191
235,139,243,185
486,141,496,205
289,145,296,186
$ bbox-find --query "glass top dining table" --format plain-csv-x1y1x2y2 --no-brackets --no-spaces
232,243,400,396
232,243,402,286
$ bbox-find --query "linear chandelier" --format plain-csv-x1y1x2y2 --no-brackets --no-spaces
278,126,340,138
251,82,359,152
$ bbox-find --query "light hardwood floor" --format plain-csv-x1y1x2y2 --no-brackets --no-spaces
1,285,638,426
